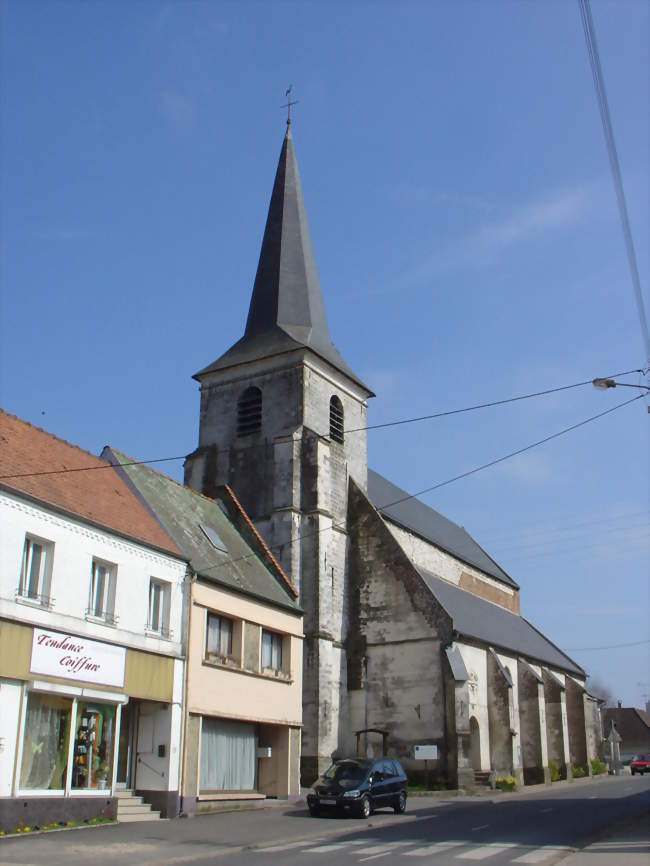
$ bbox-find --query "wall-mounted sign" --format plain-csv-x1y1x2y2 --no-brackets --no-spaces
30,628,126,688
413,744,438,760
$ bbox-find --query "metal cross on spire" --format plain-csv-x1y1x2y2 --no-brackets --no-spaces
282,85,298,127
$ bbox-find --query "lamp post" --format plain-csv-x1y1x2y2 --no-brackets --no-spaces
592,377,650,412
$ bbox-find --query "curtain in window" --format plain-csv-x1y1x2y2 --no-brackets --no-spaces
20,693,71,790
261,631,281,669
200,718,255,791
207,615,232,656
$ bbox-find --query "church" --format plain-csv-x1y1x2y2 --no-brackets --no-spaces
183,122,603,789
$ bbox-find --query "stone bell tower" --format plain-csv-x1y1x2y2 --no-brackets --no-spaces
184,123,374,781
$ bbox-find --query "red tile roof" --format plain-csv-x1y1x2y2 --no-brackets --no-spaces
0,410,182,557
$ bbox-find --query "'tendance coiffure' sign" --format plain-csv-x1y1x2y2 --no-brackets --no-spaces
30,628,126,688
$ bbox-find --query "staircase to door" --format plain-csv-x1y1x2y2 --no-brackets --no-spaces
115,789,161,822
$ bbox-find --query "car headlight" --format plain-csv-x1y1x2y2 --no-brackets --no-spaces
342,789,361,798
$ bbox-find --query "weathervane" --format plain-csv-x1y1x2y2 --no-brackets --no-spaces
282,85,298,127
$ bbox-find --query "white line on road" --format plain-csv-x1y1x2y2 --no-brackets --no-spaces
359,854,393,862
404,841,465,856
512,848,567,864
457,845,513,860
471,824,489,831
303,843,349,853
255,839,325,852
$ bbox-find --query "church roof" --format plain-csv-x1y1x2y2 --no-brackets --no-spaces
418,568,584,675
103,448,301,614
194,127,372,395
367,469,518,589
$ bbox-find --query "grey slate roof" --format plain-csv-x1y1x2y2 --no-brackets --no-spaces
368,469,518,589
104,448,300,614
418,567,583,675
195,128,372,395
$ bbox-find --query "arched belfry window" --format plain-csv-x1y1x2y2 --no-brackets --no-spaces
237,387,262,437
329,395,344,444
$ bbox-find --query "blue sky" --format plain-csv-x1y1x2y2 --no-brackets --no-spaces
1,0,648,706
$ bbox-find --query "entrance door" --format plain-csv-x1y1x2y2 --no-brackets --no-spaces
116,703,136,788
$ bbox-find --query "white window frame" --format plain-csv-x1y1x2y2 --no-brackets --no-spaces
261,629,283,672
87,558,117,625
17,534,54,607
205,612,233,661
146,578,172,638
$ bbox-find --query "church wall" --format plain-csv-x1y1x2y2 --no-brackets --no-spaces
347,481,453,779
456,643,490,771
518,663,546,784
385,523,519,613
496,652,522,776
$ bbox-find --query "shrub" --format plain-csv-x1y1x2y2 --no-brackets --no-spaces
496,775,517,791
590,758,606,776
548,759,561,782
572,764,586,778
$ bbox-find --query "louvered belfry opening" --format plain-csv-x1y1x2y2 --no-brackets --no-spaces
237,387,262,436
329,395,344,444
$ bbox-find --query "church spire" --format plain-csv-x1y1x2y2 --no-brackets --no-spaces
194,128,372,394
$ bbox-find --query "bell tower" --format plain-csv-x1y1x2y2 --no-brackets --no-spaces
185,124,374,781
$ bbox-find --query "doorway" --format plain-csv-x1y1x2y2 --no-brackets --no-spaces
470,716,482,771
116,702,137,789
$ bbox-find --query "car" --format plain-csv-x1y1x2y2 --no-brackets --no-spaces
306,757,408,818
630,754,650,775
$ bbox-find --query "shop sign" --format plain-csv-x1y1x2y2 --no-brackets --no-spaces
30,628,126,688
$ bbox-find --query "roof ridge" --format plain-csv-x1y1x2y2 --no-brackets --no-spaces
224,484,298,599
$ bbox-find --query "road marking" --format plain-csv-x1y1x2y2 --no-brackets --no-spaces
356,842,410,855
513,849,567,864
304,843,349,853
256,840,325,852
457,845,513,860
471,824,489,831
359,854,392,862
404,841,465,856
588,795,598,799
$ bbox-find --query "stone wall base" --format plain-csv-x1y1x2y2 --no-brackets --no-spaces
0,796,116,834
136,789,179,819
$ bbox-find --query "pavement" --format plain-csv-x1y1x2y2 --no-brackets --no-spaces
0,774,647,865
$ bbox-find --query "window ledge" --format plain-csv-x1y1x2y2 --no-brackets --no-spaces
85,614,117,628
15,594,53,611
145,628,173,641
202,657,293,684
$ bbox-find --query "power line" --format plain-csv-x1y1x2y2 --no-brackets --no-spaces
578,0,650,366
566,638,650,652
0,366,643,481
193,392,644,575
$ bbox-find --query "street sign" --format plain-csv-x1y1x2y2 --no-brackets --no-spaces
413,744,438,760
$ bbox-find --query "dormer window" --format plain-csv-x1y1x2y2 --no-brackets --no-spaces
237,387,262,436
329,395,344,444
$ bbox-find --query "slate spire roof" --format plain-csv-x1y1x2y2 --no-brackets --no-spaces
195,127,372,394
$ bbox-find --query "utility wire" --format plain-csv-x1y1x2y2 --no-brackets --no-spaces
193,392,644,575
566,638,650,652
0,367,643,481
579,0,650,366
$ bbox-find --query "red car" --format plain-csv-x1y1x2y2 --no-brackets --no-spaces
630,754,650,775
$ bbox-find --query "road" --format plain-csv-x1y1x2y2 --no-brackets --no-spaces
0,775,648,866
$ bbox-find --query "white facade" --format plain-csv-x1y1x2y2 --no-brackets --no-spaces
0,488,187,816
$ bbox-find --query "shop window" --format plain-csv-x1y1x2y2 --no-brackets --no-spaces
237,387,262,436
261,629,283,671
20,692,71,791
200,718,256,792
87,558,117,625
18,535,54,607
72,702,116,791
147,578,172,638
329,395,344,444
206,612,233,661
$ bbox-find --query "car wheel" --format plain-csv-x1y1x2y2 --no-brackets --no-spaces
631,769,636,775
308,805,320,817
359,796,371,819
394,790,407,814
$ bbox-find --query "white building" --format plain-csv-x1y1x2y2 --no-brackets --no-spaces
0,410,187,831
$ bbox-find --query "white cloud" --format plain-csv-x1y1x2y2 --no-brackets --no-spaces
405,184,591,285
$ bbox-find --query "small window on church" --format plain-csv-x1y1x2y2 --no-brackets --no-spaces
330,395,344,444
237,387,262,436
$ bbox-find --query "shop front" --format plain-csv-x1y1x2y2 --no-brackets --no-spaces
0,621,181,832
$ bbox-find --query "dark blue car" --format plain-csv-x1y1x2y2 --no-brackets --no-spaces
307,757,408,818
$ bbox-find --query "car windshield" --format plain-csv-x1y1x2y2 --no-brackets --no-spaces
323,761,369,782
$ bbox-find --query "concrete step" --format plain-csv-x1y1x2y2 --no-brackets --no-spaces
117,802,152,814
116,810,161,822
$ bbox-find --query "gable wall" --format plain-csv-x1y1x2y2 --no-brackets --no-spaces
385,521,519,612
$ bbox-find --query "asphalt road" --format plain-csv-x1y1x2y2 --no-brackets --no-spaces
1,775,648,866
